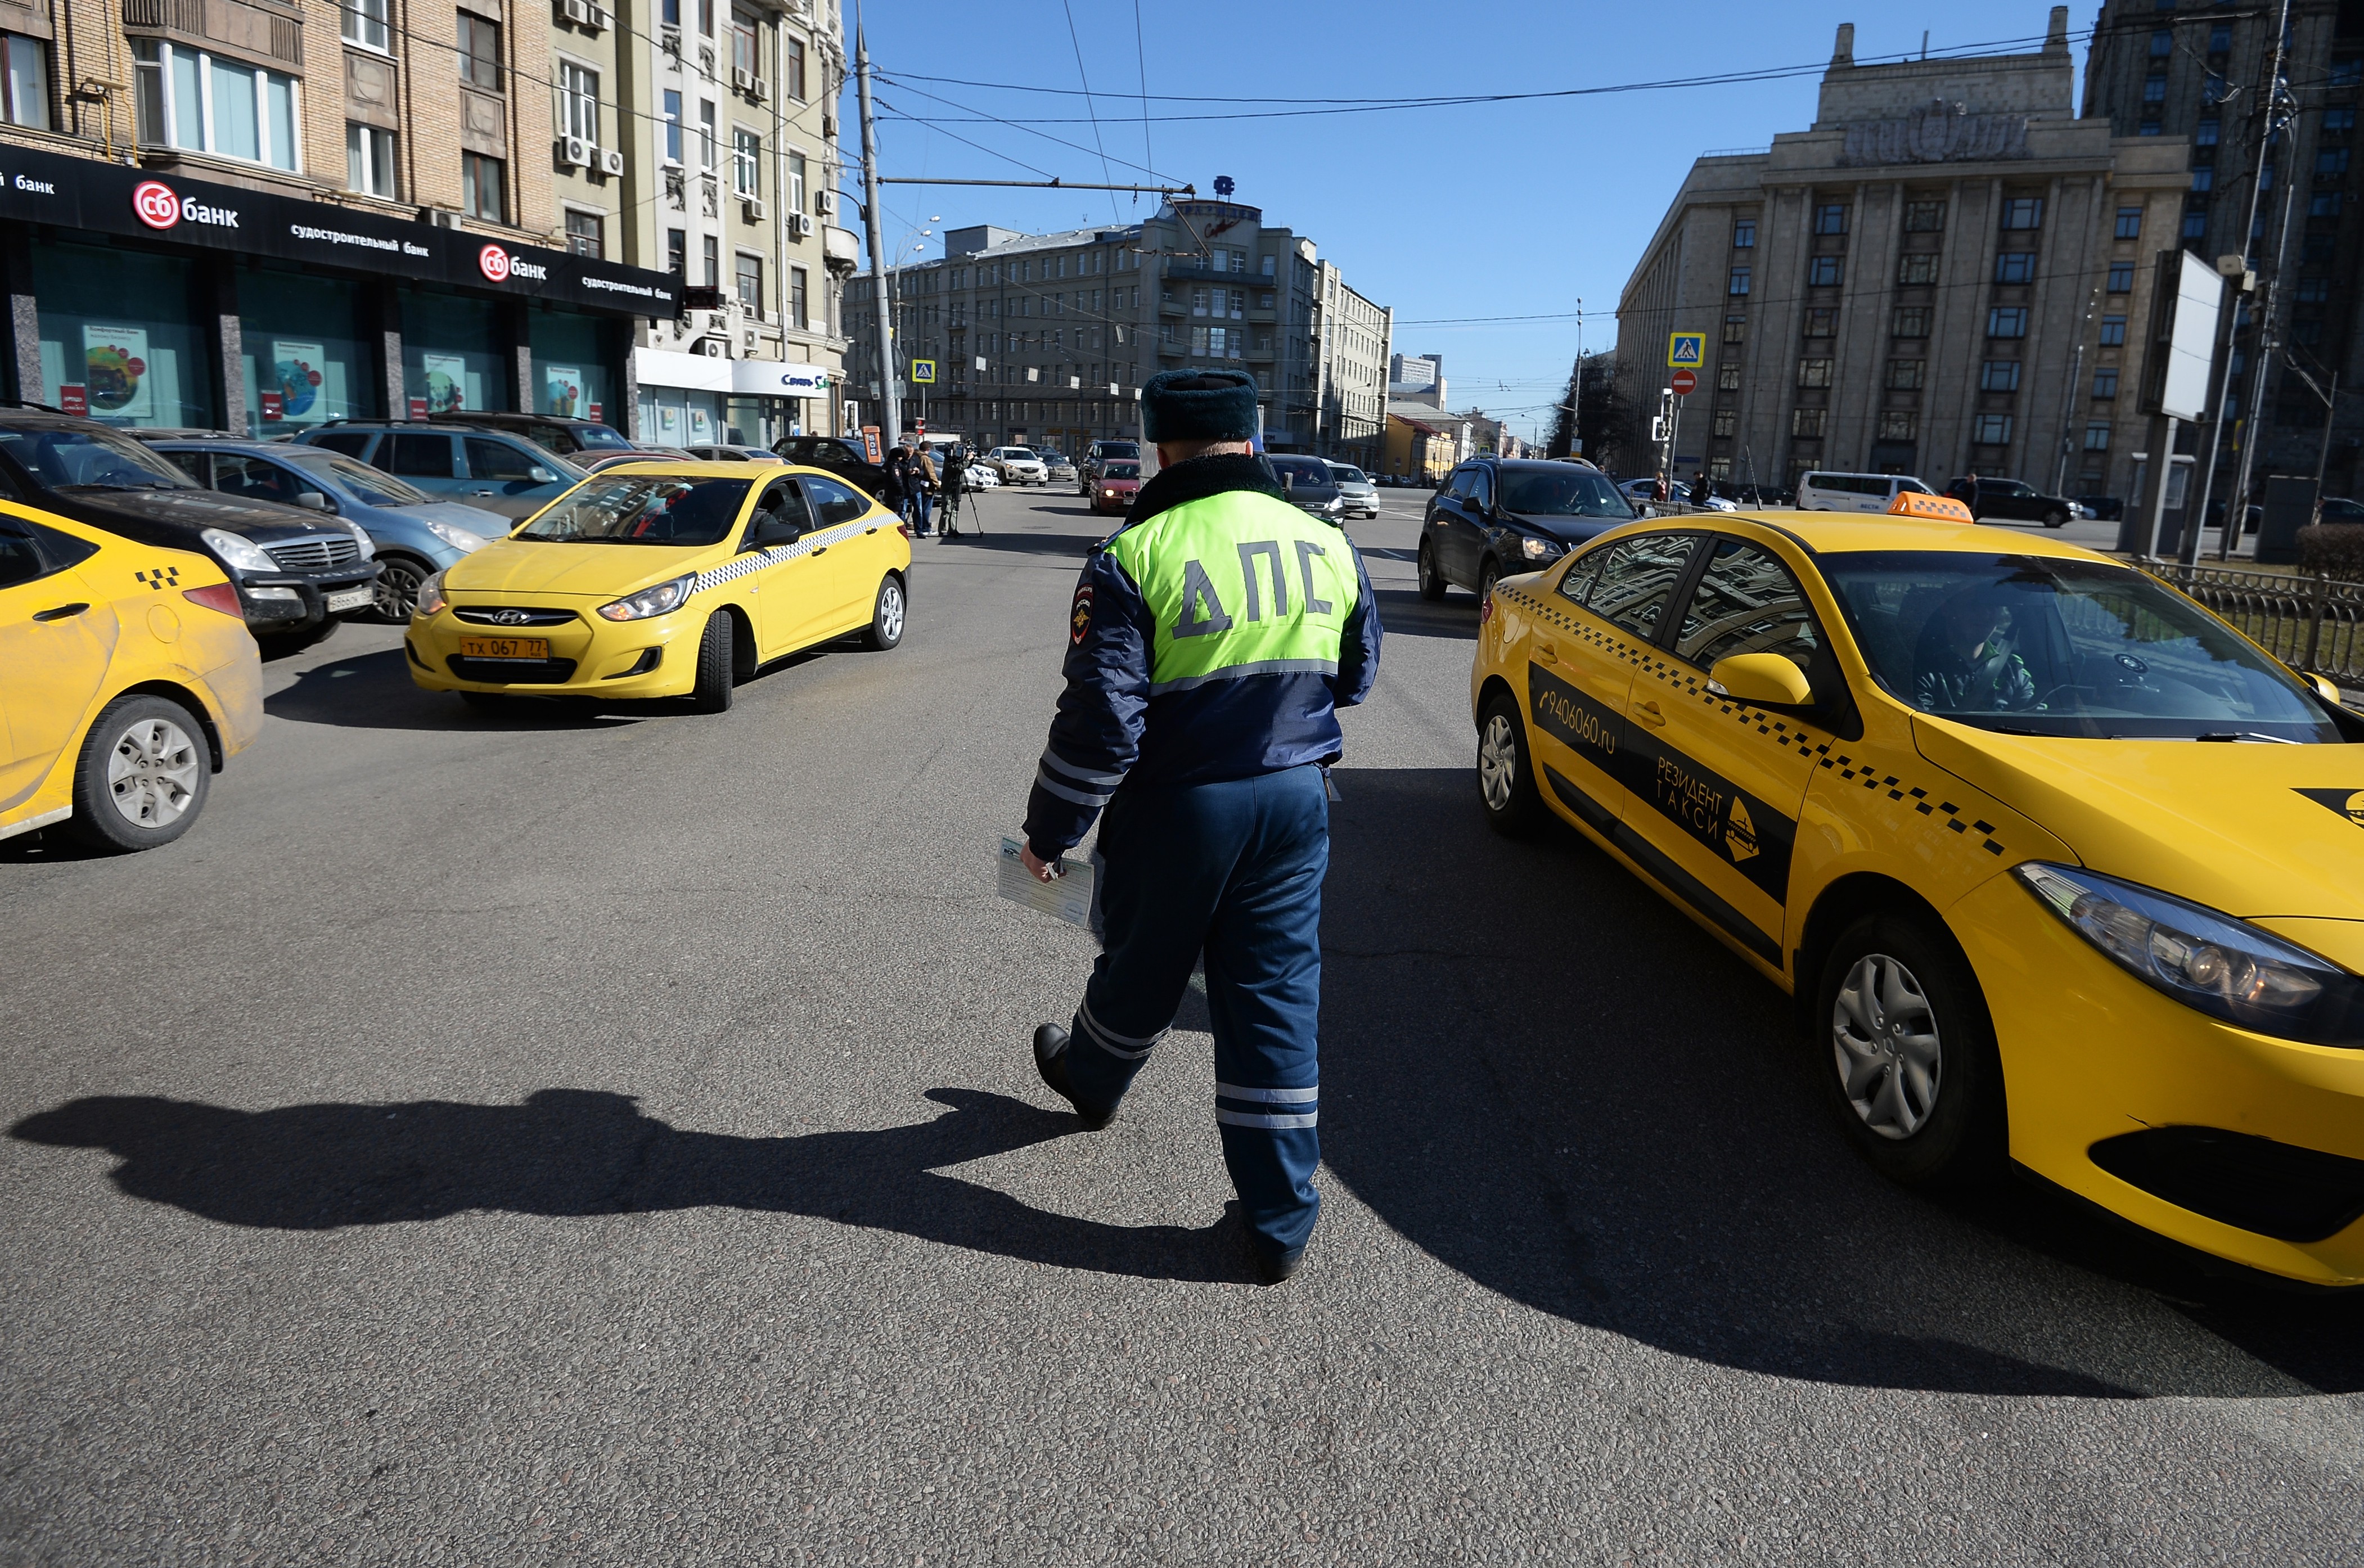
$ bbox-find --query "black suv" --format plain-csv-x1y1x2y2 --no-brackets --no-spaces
421,410,637,458
1420,458,1639,601
772,435,888,499
0,406,379,653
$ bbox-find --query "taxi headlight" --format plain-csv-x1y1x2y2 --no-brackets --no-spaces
2015,862,2364,1047
598,571,699,622
413,570,448,618
1520,535,1558,560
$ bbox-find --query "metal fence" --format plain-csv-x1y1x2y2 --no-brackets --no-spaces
2132,558,2364,686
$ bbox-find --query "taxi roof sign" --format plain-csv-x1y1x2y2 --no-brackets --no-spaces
1666,331,1705,369
1888,491,1975,522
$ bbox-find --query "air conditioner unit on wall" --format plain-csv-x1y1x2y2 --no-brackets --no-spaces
599,148,624,175
700,338,725,358
788,213,813,237
814,190,835,216
742,196,768,221
560,136,591,168
586,4,609,28
750,76,768,102
560,0,588,22
731,66,751,92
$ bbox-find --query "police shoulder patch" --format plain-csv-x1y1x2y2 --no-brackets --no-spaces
1070,583,1093,645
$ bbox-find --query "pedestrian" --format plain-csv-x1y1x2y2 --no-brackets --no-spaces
939,444,967,537
1688,470,1711,507
908,443,939,537
880,442,911,519
1947,471,1981,515
1017,368,1382,1286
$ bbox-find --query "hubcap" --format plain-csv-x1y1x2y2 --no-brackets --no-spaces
879,582,905,641
1831,952,1943,1139
1478,713,1517,810
105,717,201,830
376,561,424,619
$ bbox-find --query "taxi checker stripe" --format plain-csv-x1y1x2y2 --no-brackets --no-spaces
1213,1083,1318,1103
688,517,870,595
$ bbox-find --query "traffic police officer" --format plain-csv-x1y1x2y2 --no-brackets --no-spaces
1017,368,1382,1285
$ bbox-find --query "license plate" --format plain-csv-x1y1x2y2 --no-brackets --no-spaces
326,587,375,613
458,636,550,659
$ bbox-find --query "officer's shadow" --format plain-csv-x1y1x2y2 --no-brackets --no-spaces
9,1087,1249,1283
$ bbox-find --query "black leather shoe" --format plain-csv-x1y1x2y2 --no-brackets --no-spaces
1249,1242,1305,1287
1033,1024,1115,1130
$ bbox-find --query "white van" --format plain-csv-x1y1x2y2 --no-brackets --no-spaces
1798,472,1936,513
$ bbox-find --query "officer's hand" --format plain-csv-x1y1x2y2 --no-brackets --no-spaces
1019,844,1061,883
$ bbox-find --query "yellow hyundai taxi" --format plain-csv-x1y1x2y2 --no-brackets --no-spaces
405,461,910,711
1,502,262,852
1470,511,2364,1286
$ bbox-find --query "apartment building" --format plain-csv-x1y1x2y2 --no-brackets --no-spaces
2083,0,2363,504
843,196,1389,465
1615,10,2189,500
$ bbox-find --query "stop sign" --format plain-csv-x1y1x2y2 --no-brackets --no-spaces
1670,369,1697,396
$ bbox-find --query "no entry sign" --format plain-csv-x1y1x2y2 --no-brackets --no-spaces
1670,369,1697,396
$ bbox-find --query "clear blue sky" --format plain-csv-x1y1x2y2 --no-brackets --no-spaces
842,2,2092,444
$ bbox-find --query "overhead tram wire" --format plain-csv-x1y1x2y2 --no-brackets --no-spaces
1131,0,1152,209
1057,0,1123,226
873,79,1179,184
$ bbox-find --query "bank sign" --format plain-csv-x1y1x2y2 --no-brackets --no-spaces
5,146,676,319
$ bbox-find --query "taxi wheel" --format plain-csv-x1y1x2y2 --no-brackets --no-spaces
862,574,907,652
689,612,736,714
1417,539,1447,601
66,695,211,853
1813,911,2004,1188
1476,693,1545,838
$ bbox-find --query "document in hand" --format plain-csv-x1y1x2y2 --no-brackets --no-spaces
996,836,1096,929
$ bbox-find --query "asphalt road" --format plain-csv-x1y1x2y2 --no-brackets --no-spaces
4,482,2361,1565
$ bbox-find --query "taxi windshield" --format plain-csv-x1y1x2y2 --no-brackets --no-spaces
516,475,752,546
1501,468,1637,519
1821,551,2343,742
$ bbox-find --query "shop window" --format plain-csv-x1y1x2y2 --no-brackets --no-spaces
34,240,214,429
1897,253,1938,286
1994,251,2035,284
1891,305,1929,337
784,37,805,101
1878,411,1917,441
564,209,603,258
788,151,806,212
346,123,398,198
790,266,808,331
129,41,299,171
2115,206,2144,240
237,266,379,435
462,152,506,222
340,0,390,49
5,32,53,129
1972,413,2012,445
1807,256,1843,287
2000,197,2044,229
1980,360,2021,393
529,309,614,421
736,253,763,316
458,12,501,90
2093,367,2119,399
2099,314,2127,346
1902,199,1944,232
1885,358,1924,390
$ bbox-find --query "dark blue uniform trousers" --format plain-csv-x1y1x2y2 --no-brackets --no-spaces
1064,763,1328,1257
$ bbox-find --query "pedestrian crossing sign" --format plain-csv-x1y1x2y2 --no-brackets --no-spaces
1666,332,1705,369
911,359,937,384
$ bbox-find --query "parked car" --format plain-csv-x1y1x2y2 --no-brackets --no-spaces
0,407,377,654
2072,494,2124,522
960,462,1001,491
1326,462,1381,520
983,446,1048,485
1797,471,1939,514
1420,457,1638,602
293,423,584,521
1961,476,2079,528
1088,460,1141,516
1618,476,1668,506
683,444,786,464
2319,497,2364,524
0,505,261,852
1081,438,1140,492
1037,450,1079,484
772,434,888,500
1267,454,1344,517
146,438,502,621
422,410,636,458
581,447,700,474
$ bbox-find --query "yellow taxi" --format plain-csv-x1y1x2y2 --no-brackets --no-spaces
1,502,262,852
405,461,911,711
1470,511,2364,1286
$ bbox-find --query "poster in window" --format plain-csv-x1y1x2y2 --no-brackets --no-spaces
271,341,328,423
82,325,152,418
655,403,680,440
688,404,714,443
421,352,469,413
544,364,584,418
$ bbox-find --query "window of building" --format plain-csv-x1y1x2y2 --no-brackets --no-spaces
2106,260,2134,294
1807,256,1843,287
1712,408,1736,438
788,151,806,213
2000,197,2044,229
783,36,806,101
346,121,397,197
699,100,718,168
1883,306,1926,340
1732,219,1755,248
2326,108,2357,134
2182,208,2210,238
1988,306,2028,339
1902,199,1944,232
559,61,598,143
2084,422,2112,452
2099,314,2127,346
1722,315,1747,345
2310,191,2345,218
696,0,712,35
1728,266,1751,296
732,126,760,195
2140,121,2163,136
1793,307,1830,338
458,12,501,90
2190,165,2215,194
1717,362,1741,391
2196,117,2220,146
667,228,686,276
130,40,300,170
2143,77,2169,103
2,32,48,128
462,151,505,221
1993,251,2035,284
1980,359,2022,393
565,208,602,258
2115,205,2145,240
341,0,390,51
2149,28,2173,56
1897,253,1939,286
662,0,677,22
2207,21,2231,54
1813,203,1848,235
2332,57,2363,88
702,235,719,287
1885,358,1925,390
1792,408,1827,438
1973,413,2013,445
2297,278,2331,303
2092,367,2119,402
735,252,762,314
790,265,808,330
2319,148,2352,178
1796,358,1832,389
661,89,683,163
731,8,757,78
1879,411,1917,442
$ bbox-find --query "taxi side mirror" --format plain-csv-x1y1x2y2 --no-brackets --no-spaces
2302,670,2342,705
749,512,804,548
1708,652,1815,709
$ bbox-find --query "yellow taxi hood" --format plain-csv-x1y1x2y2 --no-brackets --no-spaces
444,539,711,598
1911,717,2364,921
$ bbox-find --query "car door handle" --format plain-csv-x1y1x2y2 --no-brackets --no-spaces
809,546,827,555
864,526,879,534
1633,699,1667,727
33,602,89,622
1534,639,1559,664
465,488,494,496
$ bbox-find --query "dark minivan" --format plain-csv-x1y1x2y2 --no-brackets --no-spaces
1266,454,1344,517
1421,458,1638,601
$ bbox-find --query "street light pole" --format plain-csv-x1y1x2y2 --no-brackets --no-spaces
854,24,898,449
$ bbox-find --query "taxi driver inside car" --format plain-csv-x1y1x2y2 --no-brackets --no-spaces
1469,511,2364,1288
404,460,909,713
